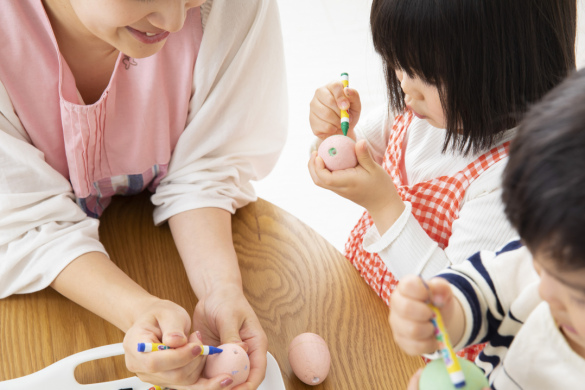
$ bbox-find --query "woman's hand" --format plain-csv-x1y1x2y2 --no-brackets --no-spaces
308,139,404,235
389,275,464,356
193,284,268,390
123,298,235,389
309,80,362,140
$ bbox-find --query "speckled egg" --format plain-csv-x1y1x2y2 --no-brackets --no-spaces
204,344,250,388
317,135,357,171
419,357,488,390
288,333,331,386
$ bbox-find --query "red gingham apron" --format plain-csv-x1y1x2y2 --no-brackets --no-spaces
345,110,510,361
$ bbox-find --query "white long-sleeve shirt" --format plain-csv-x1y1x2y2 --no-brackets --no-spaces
355,106,517,279
0,0,288,298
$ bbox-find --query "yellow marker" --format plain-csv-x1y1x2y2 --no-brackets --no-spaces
340,73,349,136
429,305,466,388
420,277,466,388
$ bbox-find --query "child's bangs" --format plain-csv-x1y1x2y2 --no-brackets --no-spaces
371,0,445,85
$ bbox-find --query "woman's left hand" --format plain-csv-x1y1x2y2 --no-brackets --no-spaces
193,284,268,390
308,139,405,234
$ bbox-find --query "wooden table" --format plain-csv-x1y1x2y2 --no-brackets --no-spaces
0,192,423,388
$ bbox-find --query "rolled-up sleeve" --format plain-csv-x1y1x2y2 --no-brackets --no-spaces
152,0,288,224
0,83,107,298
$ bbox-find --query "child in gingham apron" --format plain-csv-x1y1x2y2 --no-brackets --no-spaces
345,110,510,361
308,0,576,363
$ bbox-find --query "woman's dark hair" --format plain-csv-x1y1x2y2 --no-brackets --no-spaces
371,0,577,155
502,68,585,271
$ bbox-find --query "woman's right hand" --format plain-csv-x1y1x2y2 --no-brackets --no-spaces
309,80,362,140
123,298,234,390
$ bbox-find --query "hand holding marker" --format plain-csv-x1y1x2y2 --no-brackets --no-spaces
420,278,466,389
316,72,358,171
138,342,223,390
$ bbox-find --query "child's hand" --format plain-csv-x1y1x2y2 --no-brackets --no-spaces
308,139,404,234
193,285,268,390
123,299,234,389
406,368,424,390
389,275,462,356
309,80,362,140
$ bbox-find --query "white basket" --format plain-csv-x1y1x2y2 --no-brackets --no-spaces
0,344,285,390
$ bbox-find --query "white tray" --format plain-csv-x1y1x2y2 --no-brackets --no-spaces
0,343,285,390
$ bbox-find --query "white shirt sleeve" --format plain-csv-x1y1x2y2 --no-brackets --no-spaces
0,82,107,298
151,0,288,224
354,104,391,165
362,158,518,279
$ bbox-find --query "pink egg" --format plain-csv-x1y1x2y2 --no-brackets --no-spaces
288,333,331,386
203,344,250,388
317,135,357,171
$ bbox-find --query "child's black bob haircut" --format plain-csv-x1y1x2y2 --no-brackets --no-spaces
503,68,585,271
371,0,577,155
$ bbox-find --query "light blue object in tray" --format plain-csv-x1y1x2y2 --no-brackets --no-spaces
0,343,285,390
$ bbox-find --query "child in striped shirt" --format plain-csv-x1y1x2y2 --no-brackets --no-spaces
390,68,585,389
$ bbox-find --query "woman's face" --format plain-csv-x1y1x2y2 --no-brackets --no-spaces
395,69,447,129
68,0,206,58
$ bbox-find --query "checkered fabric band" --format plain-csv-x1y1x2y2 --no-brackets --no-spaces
77,164,168,218
345,111,509,361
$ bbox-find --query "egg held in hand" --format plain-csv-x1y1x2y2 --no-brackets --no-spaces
317,135,357,171
288,333,331,386
203,344,250,389
419,357,489,390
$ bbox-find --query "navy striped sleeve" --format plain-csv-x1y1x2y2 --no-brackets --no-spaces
440,272,483,344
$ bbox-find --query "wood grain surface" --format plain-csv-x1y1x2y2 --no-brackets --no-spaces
0,192,423,388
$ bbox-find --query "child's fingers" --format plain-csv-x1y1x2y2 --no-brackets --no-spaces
390,293,434,323
310,86,344,123
426,277,454,308
394,334,438,357
354,140,376,171
325,80,350,111
391,317,438,356
344,87,361,114
308,152,330,187
307,152,320,183
390,311,436,341
396,275,432,302
406,368,424,390
309,109,340,139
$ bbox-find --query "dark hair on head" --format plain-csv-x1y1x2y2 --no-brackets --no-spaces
371,0,577,155
502,68,585,271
